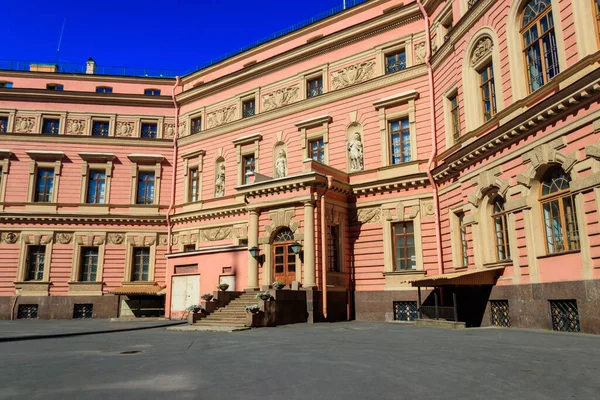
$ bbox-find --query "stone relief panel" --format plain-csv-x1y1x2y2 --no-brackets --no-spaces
0,232,19,244
74,234,105,246
382,202,419,221
352,207,381,224
56,232,73,244
471,36,493,66
201,227,233,242
158,234,170,246
116,121,134,137
330,60,376,90
262,85,300,112
107,233,125,245
66,119,86,135
264,209,299,239
414,42,427,64
346,122,364,172
14,117,35,133
163,121,187,139
206,105,236,129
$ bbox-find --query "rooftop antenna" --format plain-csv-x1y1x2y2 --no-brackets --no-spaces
56,18,66,66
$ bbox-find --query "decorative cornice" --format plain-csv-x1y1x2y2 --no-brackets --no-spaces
295,114,332,129
352,172,429,196
0,133,172,148
232,132,262,145
26,150,64,160
0,213,166,225
127,154,165,163
78,152,115,162
181,149,206,159
0,149,12,159
170,203,247,224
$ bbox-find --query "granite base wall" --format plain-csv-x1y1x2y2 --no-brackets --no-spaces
0,296,120,320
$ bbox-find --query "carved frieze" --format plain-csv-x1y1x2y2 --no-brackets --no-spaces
330,60,376,90
66,119,86,135
56,232,73,244
1,232,19,244
206,105,236,129
471,37,493,66
262,85,299,112
14,117,35,133
354,207,381,224
264,209,298,238
107,233,125,245
158,234,170,246
201,227,233,242
414,42,427,64
116,121,134,137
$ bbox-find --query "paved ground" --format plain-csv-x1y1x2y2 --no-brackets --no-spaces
1,321,599,399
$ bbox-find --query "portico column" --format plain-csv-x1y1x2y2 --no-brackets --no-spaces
303,200,316,288
247,208,259,290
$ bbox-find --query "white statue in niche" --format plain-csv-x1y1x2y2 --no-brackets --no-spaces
347,132,364,172
275,149,287,178
215,164,226,197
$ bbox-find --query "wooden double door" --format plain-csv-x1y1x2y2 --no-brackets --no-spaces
272,241,296,286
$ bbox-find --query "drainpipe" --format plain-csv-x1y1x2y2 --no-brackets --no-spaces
321,176,333,320
417,0,444,275
165,76,181,319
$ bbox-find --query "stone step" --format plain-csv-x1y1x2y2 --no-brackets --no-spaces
194,321,247,327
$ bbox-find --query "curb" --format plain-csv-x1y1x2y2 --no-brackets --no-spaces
0,321,187,343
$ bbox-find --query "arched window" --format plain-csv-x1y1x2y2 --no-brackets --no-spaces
491,197,510,261
520,0,560,92
539,167,579,254
274,228,294,242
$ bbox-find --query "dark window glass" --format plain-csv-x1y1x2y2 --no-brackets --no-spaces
92,121,110,137
141,123,157,139
46,84,64,91
242,154,255,184
96,86,113,93
42,119,60,134
183,244,196,252
309,138,325,163
26,245,45,281
328,225,340,272
389,118,411,164
450,95,460,142
136,171,155,205
392,222,416,271
459,213,469,267
80,247,99,282
144,89,161,96
0,82,13,88
385,51,406,74
191,118,202,135
87,170,106,204
492,197,511,261
479,63,497,121
132,247,150,281
189,168,200,202
35,168,54,202
242,99,255,118
0,116,8,133
307,77,323,98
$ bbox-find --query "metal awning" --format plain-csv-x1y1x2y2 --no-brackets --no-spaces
411,267,505,287
108,284,165,296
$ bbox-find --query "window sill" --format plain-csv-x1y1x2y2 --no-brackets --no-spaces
14,281,51,296
536,250,580,260
68,281,104,296
383,270,426,276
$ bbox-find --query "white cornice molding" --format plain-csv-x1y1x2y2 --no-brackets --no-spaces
181,149,206,160
295,115,332,129
373,90,419,108
232,132,262,145
26,150,64,160
127,154,165,163
78,152,115,161
0,149,12,159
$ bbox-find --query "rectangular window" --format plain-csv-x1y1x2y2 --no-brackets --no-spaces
141,123,157,139
242,154,255,184
87,170,106,204
144,88,161,96
385,50,406,74
42,118,60,134
389,118,411,164
183,244,196,252
46,83,64,91
309,138,325,163
307,77,323,98
136,171,155,204
132,247,150,281
0,81,13,88
327,225,340,272
35,168,54,202
26,245,45,281
79,247,99,282
449,95,461,142
479,63,497,121
459,213,469,267
191,117,202,135
96,86,112,93
392,222,416,271
189,168,200,202
0,116,8,132
242,99,255,118
92,121,110,137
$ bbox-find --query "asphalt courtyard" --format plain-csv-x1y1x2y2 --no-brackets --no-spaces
1,321,599,400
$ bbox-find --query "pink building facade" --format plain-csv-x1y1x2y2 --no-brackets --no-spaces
1,0,600,332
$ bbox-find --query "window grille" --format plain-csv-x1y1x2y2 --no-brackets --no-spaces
490,300,511,327
393,301,418,321
550,300,580,332
17,304,38,319
73,304,94,319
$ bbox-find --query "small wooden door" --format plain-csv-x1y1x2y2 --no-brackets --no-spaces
272,228,296,286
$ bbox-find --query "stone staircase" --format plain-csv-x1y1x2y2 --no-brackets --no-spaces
193,292,258,327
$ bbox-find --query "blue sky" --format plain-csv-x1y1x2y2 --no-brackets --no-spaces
3,0,352,74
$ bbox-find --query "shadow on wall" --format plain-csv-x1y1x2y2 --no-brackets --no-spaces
421,285,493,327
